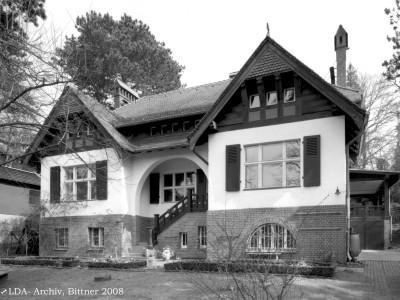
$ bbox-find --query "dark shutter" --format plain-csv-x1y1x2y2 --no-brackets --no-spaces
196,169,207,194
50,166,60,203
303,135,321,187
226,144,241,191
149,173,160,204
96,160,108,200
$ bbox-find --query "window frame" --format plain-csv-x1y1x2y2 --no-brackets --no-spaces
198,226,207,249
183,121,190,131
88,227,104,248
249,94,261,109
55,228,69,249
150,126,157,136
180,232,188,249
64,164,97,201
247,223,296,253
266,91,278,106
172,123,179,133
244,140,301,189
283,88,296,103
162,171,196,202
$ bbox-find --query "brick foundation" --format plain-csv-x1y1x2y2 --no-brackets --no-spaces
207,205,347,263
39,214,153,257
157,212,207,259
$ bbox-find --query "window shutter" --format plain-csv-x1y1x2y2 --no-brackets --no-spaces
149,173,160,204
96,160,108,200
303,135,321,187
50,166,60,203
226,144,241,191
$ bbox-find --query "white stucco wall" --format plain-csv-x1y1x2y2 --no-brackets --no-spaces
41,148,128,217
0,184,32,216
208,116,347,210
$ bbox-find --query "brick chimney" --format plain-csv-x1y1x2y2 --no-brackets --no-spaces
113,79,139,109
334,25,349,87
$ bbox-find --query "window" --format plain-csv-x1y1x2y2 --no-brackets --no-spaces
163,172,196,202
284,88,295,103
266,91,278,106
198,226,207,249
180,232,188,249
89,227,104,248
249,94,260,109
245,140,300,189
65,165,96,201
172,123,179,133
150,126,157,136
161,125,168,135
55,228,68,248
247,224,296,253
183,121,190,131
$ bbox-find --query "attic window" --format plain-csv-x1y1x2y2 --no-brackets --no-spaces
161,125,168,135
172,123,179,133
150,126,157,136
283,88,295,103
266,92,278,106
183,121,190,131
249,94,260,109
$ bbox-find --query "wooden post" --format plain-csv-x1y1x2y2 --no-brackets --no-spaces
256,77,266,120
384,176,390,217
188,189,193,212
154,214,159,233
240,83,249,123
274,74,282,117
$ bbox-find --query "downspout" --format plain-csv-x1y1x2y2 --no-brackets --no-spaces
345,115,368,261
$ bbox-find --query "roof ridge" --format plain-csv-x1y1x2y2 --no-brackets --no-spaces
333,84,361,93
115,79,232,112
0,165,40,176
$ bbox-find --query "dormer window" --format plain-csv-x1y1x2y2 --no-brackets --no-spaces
266,92,278,106
183,121,190,131
161,125,168,135
249,94,260,109
172,123,179,133
150,126,157,136
283,88,295,103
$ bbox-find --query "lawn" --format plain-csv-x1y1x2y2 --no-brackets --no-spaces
0,264,387,300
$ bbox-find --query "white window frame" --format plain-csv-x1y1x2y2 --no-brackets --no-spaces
55,228,68,248
172,123,179,133
89,227,104,248
249,94,260,109
247,223,296,253
161,125,168,135
244,140,301,189
183,121,190,131
180,232,188,249
162,172,196,202
283,88,296,103
64,164,96,201
198,226,207,249
150,126,157,136
266,91,278,106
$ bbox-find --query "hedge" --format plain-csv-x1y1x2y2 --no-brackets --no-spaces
87,261,146,270
164,261,335,277
1,258,59,267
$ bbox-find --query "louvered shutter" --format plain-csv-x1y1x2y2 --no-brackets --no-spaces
50,166,61,203
226,144,241,191
96,160,108,200
303,135,321,187
150,173,160,204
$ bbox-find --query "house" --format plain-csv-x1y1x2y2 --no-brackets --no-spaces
25,26,370,262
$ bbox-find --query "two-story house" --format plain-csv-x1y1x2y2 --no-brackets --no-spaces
25,26,368,262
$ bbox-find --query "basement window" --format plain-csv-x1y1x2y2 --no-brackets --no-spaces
89,227,104,248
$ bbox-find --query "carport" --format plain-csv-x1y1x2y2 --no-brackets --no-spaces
350,169,400,250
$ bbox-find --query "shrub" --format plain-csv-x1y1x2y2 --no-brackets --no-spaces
87,261,146,270
1,258,58,267
164,261,335,277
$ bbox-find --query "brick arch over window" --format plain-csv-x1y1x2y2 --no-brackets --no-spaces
246,223,296,253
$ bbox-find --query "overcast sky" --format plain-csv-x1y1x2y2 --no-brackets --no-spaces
45,0,395,88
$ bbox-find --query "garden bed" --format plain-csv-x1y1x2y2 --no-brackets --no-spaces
164,261,335,277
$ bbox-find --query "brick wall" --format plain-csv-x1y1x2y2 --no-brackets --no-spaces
40,214,153,257
207,205,347,263
157,212,207,259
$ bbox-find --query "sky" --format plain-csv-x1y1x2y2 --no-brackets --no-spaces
44,0,396,88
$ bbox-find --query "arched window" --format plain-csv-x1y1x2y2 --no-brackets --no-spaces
247,223,296,253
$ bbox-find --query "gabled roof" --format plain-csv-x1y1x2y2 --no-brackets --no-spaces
188,36,366,148
0,166,40,188
115,79,231,127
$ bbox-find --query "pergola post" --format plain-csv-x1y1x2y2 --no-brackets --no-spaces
384,176,390,218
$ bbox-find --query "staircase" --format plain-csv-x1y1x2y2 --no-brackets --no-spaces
122,243,148,260
153,191,207,244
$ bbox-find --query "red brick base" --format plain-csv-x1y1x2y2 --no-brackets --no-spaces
207,205,347,263
39,214,153,257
